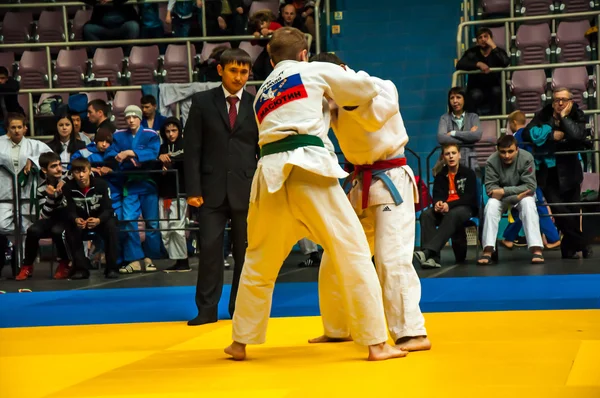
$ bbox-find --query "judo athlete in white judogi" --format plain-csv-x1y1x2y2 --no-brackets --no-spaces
307,53,431,352
0,114,52,237
225,27,407,362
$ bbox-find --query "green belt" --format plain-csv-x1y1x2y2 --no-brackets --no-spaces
123,174,156,197
260,135,325,158
17,167,39,216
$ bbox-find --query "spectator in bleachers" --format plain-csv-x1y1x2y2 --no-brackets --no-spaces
415,144,478,268
437,86,483,169
106,105,161,274
478,135,544,265
277,3,305,31
63,157,120,279
166,0,203,37
69,110,92,145
47,114,87,166
0,66,24,137
501,110,561,250
521,88,591,259
139,0,164,40
0,113,52,239
205,0,247,37
250,10,282,80
141,95,167,132
283,0,315,37
82,0,140,55
87,99,116,137
15,152,72,281
157,117,190,273
456,27,510,116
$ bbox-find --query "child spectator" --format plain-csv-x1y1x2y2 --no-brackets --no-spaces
166,0,203,37
249,9,282,80
69,109,91,145
63,158,120,279
158,117,190,272
15,152,72,281
141,95,167,132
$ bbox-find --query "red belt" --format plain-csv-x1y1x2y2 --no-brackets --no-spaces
353,157,407,209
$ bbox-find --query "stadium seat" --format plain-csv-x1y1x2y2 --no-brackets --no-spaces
37,92,69,114
112,90,143,129
552,66,590,109
84,91,109,104
91,47,124,85
556,20,591,62
37,11,65,55
18,50,49,89
488,26,507,52
238,41,264,64
55,49,89,88
164,44,196,83
199,42,232,63
561,0,593,14
519,0,554,17
128,45,160,85
510,69,547,112
18,93,30,117
515,23,551,65
71,9,92,41
1,11,33,50
475,121,498,167
0,52,15,75
249,0,281,16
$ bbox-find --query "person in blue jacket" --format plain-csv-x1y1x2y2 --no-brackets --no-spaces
106,105,161,273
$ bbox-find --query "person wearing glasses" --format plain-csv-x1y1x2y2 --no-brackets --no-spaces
521,88,591,260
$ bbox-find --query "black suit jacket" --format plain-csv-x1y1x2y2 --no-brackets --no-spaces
184,86,259,211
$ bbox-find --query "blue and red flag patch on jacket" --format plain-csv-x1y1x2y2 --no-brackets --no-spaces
254,73,308,123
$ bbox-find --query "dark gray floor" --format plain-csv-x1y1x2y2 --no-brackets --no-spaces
0,245,598,293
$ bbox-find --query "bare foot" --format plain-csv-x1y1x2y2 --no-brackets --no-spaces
367,343,408,361
217,16,227,31
308,335,353,344
395,336,432,352
224,341,246,361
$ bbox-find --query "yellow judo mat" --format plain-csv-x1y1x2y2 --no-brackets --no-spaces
1,310,599,398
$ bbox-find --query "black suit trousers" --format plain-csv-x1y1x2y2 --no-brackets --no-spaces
194,196,248,321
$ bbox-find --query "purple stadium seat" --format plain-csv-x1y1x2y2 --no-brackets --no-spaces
37,11,65,55
488,26,507,51
552,66,589,109
556,20,591,62
520,0,554,16
37,93,69,114
238,41,264,64
55,49,88,88
0,52,15,75
199,42,232,63
1,12,33,49
510,69,547,113
475,121,498,167
249,0,281,16
128,45,160,85
561,0,592,14
91,47,124,85
515,23,551,65
164,44,196,83
18,94,30,117
71,9,92,41
112,90,143,129
84,91,109,104
18,50,49,89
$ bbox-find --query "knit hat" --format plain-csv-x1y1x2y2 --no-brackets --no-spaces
124,105,142,120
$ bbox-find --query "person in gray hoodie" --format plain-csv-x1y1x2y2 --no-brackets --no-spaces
437,86,483,170
479,135,544,265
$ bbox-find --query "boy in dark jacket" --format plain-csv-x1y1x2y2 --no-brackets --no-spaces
15,152,72,281
415,144,478,268
63,158,120,279
158,117,190,272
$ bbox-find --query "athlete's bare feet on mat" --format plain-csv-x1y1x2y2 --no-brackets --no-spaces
367,343,408,361
308,335,353,344
224,342,246,361
395,336,432,352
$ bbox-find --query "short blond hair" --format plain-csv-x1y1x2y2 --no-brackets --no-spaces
267,27,308,65
508,110,526,126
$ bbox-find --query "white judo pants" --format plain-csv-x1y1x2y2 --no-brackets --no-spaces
482,196,543,250
319,167,427,342
298,238,318,255
158,198,188,260
232,166,388,346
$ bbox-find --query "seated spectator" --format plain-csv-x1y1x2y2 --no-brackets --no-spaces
87,99,116,137
283,0,315,37
69,109,91,145
106,105,161,274
250,9,282,80
47,114,87,166
456,27,510,116
414,144,478,268
63,158,120,279
15,152,72,281
437,86,482,169
82,0,140,55
478,135,544,265
501,110,561,250
166,0,203,38
0,113,52,238
0,66,24,136
521,88,591,259
157,117,190,273
277,3,305,31
141,95,167,132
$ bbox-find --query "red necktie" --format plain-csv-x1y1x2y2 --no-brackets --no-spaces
227,96,239,130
